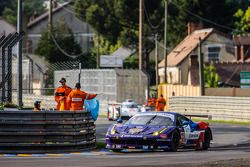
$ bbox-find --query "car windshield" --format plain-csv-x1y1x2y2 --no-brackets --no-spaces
125,115,174,126
122,104,137,108
148,116,173,126
125,115,154,125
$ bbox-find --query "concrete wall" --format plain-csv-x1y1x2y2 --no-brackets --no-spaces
116,70,148,104
54,69,148,104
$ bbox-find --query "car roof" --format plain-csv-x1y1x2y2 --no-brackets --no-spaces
150,111,178,115
136,111,178,116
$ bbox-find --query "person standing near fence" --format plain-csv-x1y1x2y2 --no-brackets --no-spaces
67,82,97,111
156,94,166,111
55,78,72,110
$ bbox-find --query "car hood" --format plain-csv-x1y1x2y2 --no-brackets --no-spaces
113,125,172,135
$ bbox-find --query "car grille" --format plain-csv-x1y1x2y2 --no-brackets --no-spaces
110,138,155,145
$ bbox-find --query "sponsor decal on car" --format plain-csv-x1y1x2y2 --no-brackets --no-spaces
188,131,201,139
129,128,143,134
123,135,143,138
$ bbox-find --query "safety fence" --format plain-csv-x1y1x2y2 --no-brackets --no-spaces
0,110,96,153
0,32,25,103
168,96,250,122
12,93,110,116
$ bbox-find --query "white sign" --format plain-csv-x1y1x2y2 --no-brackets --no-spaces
100,55,123,68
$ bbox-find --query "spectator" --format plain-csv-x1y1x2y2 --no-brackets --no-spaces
33,101,41,111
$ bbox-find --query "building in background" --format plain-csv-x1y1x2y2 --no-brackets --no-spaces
27,1,94,54
158,27,235,86
100,47,136,68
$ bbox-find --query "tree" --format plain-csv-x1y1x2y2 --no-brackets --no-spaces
3,0,45,25
0,0,11,15
74,0,164,72
74,0,249,85
36,19,82,63
92,35,121,56
204,64,219,88
123,56,139,69
167,0,250,46
234,6,250,34
74,0,249,56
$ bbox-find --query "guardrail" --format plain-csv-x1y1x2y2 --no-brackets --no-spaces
169,96,250,122
0,110,96,154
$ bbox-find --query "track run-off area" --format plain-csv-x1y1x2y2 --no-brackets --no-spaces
0,118,250,167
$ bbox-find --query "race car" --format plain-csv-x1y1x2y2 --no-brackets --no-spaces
106,112,212,152
119,100,140,120
107,99,140,121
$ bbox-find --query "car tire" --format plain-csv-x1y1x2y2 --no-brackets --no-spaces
169,130,180,152
202,130,211,150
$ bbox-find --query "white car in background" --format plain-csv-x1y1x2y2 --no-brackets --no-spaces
107,99,141,121
120,100,140,120
107,103,121,121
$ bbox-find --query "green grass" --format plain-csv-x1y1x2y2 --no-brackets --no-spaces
98,114,107,118
96,142,106,149
192,118,250,125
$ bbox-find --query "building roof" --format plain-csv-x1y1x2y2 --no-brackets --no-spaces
27,1,72,28
111,46,136,59
158,28,214,68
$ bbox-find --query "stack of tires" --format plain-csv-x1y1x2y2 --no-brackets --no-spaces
0,110,95,153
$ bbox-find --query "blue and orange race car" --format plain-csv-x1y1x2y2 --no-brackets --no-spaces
106,112,212,152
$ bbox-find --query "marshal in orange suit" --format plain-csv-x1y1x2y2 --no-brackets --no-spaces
54,78,72,110
67,82,97,111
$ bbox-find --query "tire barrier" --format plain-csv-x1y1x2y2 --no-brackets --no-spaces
0,110,96,154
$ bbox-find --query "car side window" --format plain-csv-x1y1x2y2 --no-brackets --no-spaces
176,115,190,126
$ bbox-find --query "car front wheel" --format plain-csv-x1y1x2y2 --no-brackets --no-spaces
169,130,180,152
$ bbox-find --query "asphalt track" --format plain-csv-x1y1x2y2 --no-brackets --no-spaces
0,118,250,167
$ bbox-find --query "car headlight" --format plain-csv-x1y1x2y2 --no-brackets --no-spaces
110,126,116,135
152,128,167,136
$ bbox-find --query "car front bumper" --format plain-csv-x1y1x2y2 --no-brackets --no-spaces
106,136,172,150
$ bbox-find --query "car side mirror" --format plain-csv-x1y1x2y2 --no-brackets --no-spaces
117,118,123,124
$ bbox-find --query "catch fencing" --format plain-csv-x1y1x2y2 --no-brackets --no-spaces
12,93,108,115
0,32,25,103
0,110,95,154
168,96,250,122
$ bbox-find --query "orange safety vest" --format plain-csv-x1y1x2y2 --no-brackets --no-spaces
147,98,156,107
156,97,166,111
55,85,72,110
67,89,97,111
